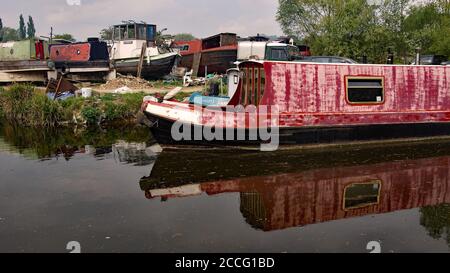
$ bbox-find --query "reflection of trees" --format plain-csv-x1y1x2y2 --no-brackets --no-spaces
0,121,155,163
420,204,450,245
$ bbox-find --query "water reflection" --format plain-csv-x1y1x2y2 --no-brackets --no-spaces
0,122,157,165
141,142,450,244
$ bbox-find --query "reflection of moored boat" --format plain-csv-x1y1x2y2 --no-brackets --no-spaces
110,22,180,80
140,141,450,231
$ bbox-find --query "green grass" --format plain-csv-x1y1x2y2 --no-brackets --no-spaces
0,84,147,127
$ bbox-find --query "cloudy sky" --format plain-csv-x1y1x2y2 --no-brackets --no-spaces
0,0,283,40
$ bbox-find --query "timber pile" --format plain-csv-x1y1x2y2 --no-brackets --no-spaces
98,75,154,90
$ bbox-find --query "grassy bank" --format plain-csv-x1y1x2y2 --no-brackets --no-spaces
0,84,152,127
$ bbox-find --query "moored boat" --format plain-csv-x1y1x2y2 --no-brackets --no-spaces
49,38,113,81
141,59,450,148
0,39,51,82
109,22,180,80
173,33,238,76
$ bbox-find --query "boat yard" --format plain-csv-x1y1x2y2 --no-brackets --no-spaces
1,0,450,261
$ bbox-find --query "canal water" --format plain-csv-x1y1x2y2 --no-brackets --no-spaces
0,121,449,253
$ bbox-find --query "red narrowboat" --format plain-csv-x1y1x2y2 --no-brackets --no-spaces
141,60,450,148
173,33,238,76
49,38,111,77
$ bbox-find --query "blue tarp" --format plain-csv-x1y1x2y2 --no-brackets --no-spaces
189,92,230,107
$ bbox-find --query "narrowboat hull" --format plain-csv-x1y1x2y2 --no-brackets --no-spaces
143,110,450,147
180,48,237,75
113,53,180,80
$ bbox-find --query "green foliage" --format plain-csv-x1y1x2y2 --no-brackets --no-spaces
1,27,19,42
53,33,76,42
18,14,26,40
100,27,113,40
0,18,3,41
81,106,101,125
0,84,146,127
173,33,197,42
27,16,36,38
420,204,450,245
277,0,450,63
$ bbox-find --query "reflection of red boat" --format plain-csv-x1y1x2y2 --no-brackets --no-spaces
173,33,237,76
141,149,450,232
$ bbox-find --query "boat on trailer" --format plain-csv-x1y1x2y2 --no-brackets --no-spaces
110,22,180,80
141,60,450,147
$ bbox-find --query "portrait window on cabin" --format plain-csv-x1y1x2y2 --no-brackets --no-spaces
346,77,384,104
270,48,288,61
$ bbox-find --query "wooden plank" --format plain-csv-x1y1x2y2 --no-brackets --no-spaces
137,44,146,78
192,52,202,77
0,71,47,82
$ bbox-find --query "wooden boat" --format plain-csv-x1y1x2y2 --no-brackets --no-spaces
110,22,180,80
140,141,450,231
173,33,237,76
0,39,51,82
141,60,450,147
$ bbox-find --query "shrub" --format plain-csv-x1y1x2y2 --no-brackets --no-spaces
81,106,101,125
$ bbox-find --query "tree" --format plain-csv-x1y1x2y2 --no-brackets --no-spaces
1,27,19,42
27,16,36,38
53,33,76,42
173,33,197,42
0,18,3,41
100,27,113,40
276,0,450,64
18,14,26,40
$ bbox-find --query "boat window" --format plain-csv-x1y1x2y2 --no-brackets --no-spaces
346,77,384,104
241,68,248,105
127,25,136,39
260,68,265,103
136,25,146,40
240,66,266,106
270,48,288,61
344,181,381,210
114,26,123,40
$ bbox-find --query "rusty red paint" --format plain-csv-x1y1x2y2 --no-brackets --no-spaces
50,43,91,62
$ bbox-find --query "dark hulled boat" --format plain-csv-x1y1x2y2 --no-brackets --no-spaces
141,60,450,148
110,22,180,80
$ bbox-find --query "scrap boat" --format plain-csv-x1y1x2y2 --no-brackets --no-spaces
0,39,51,82
49,38,114,81
110,22,180,80
173,33,238,76
141,60,450,147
